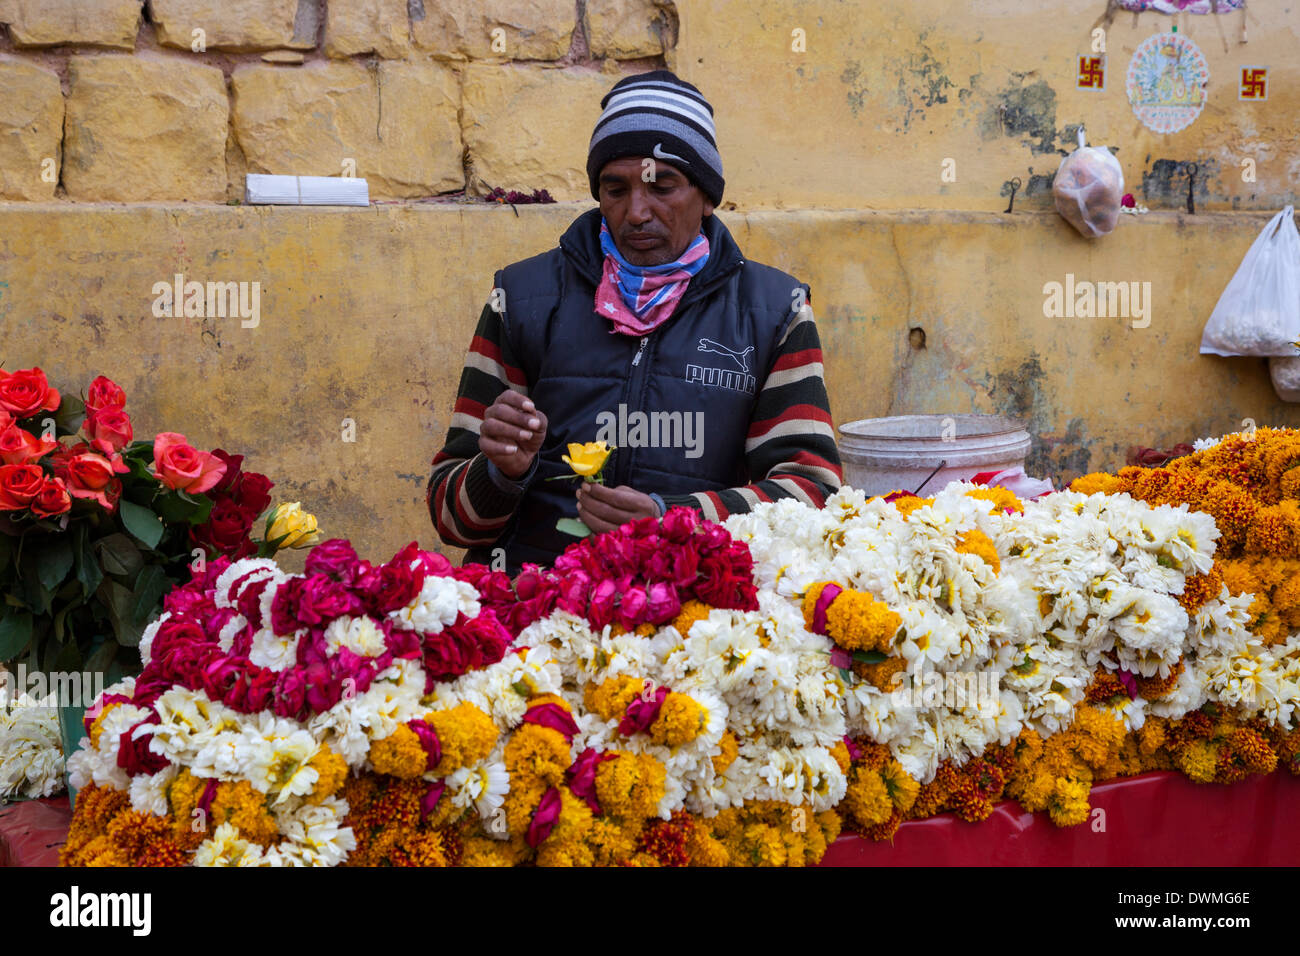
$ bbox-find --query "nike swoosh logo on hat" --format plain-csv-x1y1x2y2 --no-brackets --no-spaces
652,142,688,164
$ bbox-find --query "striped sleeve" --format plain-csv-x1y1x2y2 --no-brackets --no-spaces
427,300,531,547
657,304,843,522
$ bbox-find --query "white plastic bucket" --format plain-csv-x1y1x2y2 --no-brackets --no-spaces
837,414,1033,497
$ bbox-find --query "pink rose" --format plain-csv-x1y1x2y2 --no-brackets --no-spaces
152,432,227,494
303,538,361,582
646,581,681,625
661,507,698,542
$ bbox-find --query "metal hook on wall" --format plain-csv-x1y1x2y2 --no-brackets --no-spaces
1185,162,1198,214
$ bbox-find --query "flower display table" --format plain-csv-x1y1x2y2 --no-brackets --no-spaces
0,796,73,868
821,769,1300,866
7,769,1297,867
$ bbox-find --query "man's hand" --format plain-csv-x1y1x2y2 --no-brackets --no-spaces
576,482,659,534
479,391,547,479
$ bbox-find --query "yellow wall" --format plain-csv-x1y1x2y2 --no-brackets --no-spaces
3,203,1296,563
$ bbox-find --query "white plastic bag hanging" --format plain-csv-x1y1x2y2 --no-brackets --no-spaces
1199,206,1300,356
1052,127,1124,238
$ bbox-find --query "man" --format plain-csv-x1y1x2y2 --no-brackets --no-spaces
428,69,841,573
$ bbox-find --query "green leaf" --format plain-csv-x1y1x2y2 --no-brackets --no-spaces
36,536,75,593
75,531,103,599
837,667,854,684
52,393,86,436
19,552,52,616
119,499,163,549
130,564,169,625
83,638,118,677
94,533,142,578
0,534,13,576
99,576,145,648
851,650,888,664
556,517,592,538
155,489,212,525
0,608,33,661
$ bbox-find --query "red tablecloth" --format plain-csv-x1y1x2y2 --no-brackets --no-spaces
820,770,1300,866
0,795,73,868
4,770,1298,866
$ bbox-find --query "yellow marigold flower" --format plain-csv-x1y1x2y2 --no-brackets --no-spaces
1137,717,1167,756
595,751,665,820
368,723,428,780
209,779,279,845
891,495,934,518
955,528,1001,573
713,730,740,775
851,655,900,693
828,739,851,775
584,675,643,723
685,825,730,867
965,485,1024,514
742,822,788,867
1046,776,1091,827
503,777,551,837
1175,739,1219,783
428,703,498,776
882,760,920,813
587,818,642,867
843,768,893,828
1069,472,1131,497
671,599,713,636
562,440,613,478
533,790,594,862
301,747,348,804
801,583,901,653
504,722,571,789
649,693,706,748
1070,705,1127,770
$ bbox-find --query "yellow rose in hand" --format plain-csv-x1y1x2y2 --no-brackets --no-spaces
266,502,322,549
562,440,613,478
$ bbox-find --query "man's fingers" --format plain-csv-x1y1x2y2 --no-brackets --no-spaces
583,482,641,509
495,390,538,416
480,417,533,446
577,490,629,526
479,436,518,457
485,405,542,436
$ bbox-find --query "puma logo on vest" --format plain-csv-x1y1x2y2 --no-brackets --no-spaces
687,338,757,394
696,338,753,372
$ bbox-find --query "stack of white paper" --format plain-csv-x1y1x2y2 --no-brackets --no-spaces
244,174,370,206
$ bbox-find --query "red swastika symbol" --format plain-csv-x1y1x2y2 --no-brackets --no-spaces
1241,68,1267,99
1078,57,1105,89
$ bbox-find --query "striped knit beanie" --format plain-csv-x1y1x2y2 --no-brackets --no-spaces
587,70,724,207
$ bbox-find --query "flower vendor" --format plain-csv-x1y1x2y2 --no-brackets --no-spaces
427,69,843,573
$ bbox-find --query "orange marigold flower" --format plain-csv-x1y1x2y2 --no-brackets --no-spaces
712,730,740,775
649,692,707,748
1178,565,1224,613
428,702,498,776
1134,659,1184,700
1069,472,1131,496
670,599,714,637
965,485,1024,514
368,724,428,779
955,528,1001,573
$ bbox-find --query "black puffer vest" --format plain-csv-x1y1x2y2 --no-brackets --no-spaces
465,207,808,571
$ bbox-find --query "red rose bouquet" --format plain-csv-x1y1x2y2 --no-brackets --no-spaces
0,367,301,683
